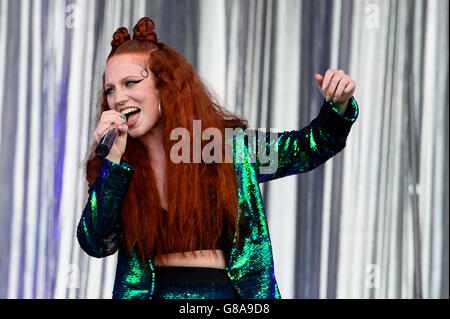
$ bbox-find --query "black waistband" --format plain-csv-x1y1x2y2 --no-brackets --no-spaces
152,266,238,299
154,266,230,285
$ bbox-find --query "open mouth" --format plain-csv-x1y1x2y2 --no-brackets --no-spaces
121,107,141,125
121,107,140,118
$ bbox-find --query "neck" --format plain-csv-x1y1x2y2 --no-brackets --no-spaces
138,122,166,165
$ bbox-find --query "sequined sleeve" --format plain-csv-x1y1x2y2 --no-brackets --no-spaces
255,97,359,183
77,158,134,257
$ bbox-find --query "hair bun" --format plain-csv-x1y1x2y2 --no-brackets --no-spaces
111,27,131,49
132,17,158,43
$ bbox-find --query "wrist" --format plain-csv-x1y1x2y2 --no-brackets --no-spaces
334,100,349,115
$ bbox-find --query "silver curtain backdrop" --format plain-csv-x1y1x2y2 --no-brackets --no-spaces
0,0,448,299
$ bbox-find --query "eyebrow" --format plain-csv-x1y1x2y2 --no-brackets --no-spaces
104,75,141,88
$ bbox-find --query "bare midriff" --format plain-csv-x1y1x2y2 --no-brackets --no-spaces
153,249,226,269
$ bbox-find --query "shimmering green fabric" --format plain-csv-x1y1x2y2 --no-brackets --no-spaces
77,159,133,258
77,97,359,299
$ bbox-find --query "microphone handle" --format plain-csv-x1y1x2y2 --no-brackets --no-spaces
95,125,119,159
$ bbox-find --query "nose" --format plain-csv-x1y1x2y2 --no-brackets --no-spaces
114,88,129,108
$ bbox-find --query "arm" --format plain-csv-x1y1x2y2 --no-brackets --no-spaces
255,97,359,183
77,158,134,257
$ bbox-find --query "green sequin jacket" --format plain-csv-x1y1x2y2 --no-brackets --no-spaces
77,97,359,299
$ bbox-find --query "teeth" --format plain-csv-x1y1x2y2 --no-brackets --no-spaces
121,107,140,115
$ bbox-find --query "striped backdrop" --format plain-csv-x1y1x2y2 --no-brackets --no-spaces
0,0,448,299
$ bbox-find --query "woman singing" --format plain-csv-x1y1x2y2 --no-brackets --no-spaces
77,17,359,299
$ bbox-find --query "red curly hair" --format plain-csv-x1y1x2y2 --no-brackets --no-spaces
84,18,247,263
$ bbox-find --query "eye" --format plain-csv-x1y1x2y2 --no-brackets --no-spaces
126,79,142,87
105,79,143,95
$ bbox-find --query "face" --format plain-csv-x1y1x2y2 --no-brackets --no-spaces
104,54,160,138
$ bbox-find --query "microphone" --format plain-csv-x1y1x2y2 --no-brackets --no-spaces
95,125,119,159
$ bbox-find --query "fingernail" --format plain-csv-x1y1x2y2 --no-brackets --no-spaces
322,83,327,91
119,124,125,130
326,96,330,102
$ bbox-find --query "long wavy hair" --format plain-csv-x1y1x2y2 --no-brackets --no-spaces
84,18,248,264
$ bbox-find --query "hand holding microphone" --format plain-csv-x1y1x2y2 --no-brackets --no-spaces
93,110,128,163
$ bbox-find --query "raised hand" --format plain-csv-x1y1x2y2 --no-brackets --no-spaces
315,69,356,106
